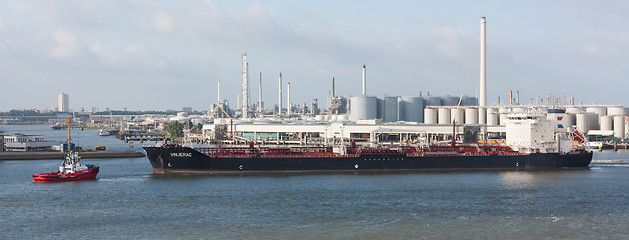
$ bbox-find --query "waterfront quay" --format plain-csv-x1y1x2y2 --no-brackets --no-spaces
0,150,145,160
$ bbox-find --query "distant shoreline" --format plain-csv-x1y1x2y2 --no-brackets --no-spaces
0,150,145,160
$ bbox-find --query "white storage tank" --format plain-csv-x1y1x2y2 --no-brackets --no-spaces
337,115,348,121
399,96,425,123
465,108,479,125
424,108,438,124
487,112,499,125
451,108,465,124
377,96,399,122
315,115,324,121
607,107,627,116
586,106,607,116
350,96,378,121
438,108,451,125
499,107,510,114
499,113,508,126
576,113,598,133
512,107,526,113
565,107,585,114
600,115,613,131
614,115,626,139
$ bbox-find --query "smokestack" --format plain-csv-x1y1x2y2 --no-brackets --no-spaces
516,91,520,105
259,73,262,112
241,53,249,118
362,65,366,95
278,73,283,116
479,17,487,124
287,82,291,115
332,77,335,97
509,90,513,105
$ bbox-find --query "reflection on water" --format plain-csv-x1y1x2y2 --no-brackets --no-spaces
499,171,537,189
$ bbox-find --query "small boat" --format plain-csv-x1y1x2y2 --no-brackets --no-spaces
32,151,99,182
99,129,111,136
33,117,99,182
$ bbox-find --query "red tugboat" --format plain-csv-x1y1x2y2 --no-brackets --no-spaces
33,118,99,182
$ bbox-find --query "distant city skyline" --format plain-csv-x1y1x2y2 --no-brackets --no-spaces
1,0,628,112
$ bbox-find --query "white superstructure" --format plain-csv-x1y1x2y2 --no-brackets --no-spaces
505,113,576,154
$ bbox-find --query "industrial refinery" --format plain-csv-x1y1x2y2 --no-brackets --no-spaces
194,17,627,150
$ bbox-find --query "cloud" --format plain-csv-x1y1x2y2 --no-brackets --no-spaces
125,45,145,54
153,13,175,33
48,30,79,59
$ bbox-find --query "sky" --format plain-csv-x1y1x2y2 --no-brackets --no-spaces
1,0,628,112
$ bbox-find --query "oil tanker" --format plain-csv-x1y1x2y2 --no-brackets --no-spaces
144,114,592,173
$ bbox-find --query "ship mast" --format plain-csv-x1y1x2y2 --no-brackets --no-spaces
67,117,72,152
451,95,463,148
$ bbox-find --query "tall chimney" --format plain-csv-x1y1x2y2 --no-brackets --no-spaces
278,73,283,116
509,90,513,105
479,17,487,124
259,73,262,112
516,91,520,105
332,77,335,97
241,53,249,118
287,82,291,115
362,65,366,95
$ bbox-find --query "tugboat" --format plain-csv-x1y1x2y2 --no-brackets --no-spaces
33,118,99,182
32,151,99,182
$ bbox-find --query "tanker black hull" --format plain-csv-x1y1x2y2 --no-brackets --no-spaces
144,146,593,173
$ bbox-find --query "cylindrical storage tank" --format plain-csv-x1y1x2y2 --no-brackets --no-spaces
451,108,465,124
565,113,576,126
465,108,479,125
337,115,348,121
499,107,510,114
462,96,478,106
438,108,451,125
586,107,607,116
512,107,526,113
607,107,627,116
316,115,324,121
330,115,338,122
442,96,459,106
614,115,625,139
425,96,442,106
350,96,377,121
324,115,331,121
576,113,594,133
487,112,499,125
399,96,425,123
424,108,438,124
600,115,613,131
376,96,399,122
499,113,508,126
565,107,585,114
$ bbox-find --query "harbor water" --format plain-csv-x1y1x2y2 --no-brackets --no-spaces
1,125,628,239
